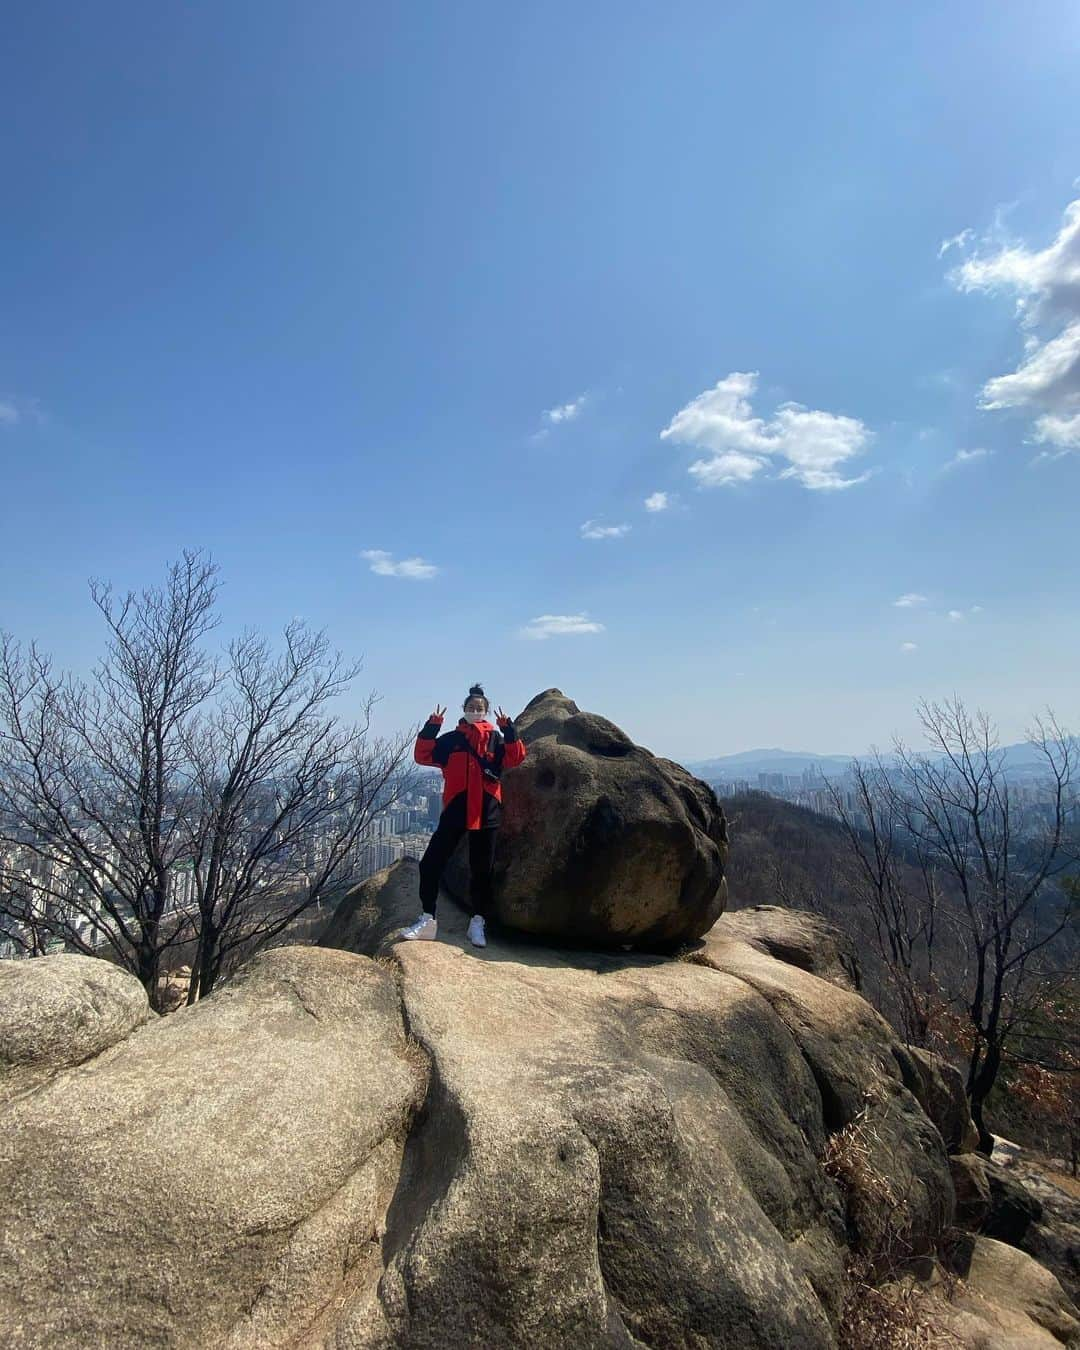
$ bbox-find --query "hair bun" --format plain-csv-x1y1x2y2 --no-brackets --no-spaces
468,683,486,699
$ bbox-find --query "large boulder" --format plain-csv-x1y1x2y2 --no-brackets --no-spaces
445,688,729,947
319,857,437,955
0,946,425,1347
900,1045,980,1154
939,1234,1080,1348
950,1153,992,1230
981,1142,1080,1309
696,913,954,1270
983,1156,1044,1244
345,933,845,1348
0,953,151,1098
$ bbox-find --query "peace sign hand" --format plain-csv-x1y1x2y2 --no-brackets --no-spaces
429,703,446,721
496,705,511,727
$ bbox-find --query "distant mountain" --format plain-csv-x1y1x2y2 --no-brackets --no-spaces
686,741,1067,784
698,747,855,767
996,741,1071,781
685,749,856,781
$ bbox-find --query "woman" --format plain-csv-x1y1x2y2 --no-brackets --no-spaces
401,683,527,947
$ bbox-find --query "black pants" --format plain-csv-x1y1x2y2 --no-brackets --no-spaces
418,795,498,918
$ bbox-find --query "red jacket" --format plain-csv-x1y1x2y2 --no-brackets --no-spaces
414,715,527,830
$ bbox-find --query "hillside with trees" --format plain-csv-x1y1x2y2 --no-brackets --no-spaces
722,783,1078,1171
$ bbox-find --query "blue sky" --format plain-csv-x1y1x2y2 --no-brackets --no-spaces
2,1,1078,763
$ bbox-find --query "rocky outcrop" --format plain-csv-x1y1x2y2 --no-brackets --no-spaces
693,913,955,1271
444,688,729,948
713,904,862,991
0,952,151,1100
0,946,425,1347
949,1153,992,1230
3,877,1077,1346
983,1155,1044,1244
350,934,851,1347
319,856,430,956
939,1234,1080,1347
982,1141,1080,1310
901,1046,980,1155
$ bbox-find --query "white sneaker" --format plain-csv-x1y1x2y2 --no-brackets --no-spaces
400,913,437,941
467,915,486,947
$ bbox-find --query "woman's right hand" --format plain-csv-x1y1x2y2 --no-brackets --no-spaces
429,704,446,721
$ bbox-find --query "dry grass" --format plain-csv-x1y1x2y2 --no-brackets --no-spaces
371,951,405,988
836,1259,965,1350
821,1077,966,1349
399,1031,430,1080
821,1077,912,1269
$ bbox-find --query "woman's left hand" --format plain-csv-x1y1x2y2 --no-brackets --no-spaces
496,705,511,727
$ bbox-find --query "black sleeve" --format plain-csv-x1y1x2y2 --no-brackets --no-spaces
431,730,455,768
501,719,518,742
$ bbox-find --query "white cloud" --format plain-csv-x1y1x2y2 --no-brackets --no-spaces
689,449,766,487
518,613,605,640
644,490,671,512
0,401,18,426
946,447,992,468
947,197,1080,454
661,371,873,491
947,610,965,622
900,642,918,653
580,519,631,540
893,593,928,608
979,321,1080,413
360,549,439,580
1030,407,1080,463
938,228,974,259
951,201,1080,328
544,394,587,425
1032,410,1080,448
970,605,983,614
663,372,771,455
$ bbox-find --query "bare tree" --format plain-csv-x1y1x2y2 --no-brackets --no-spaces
0,550,416,1010
1002,958,1080,1172
898,699,1077,1151
0,876,53,957
824,756,950,1048
180,622,412,1001
765,853,843,918
832,697,1078,1153
0,552,220,1005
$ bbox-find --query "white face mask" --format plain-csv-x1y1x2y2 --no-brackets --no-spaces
463,707,487,724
